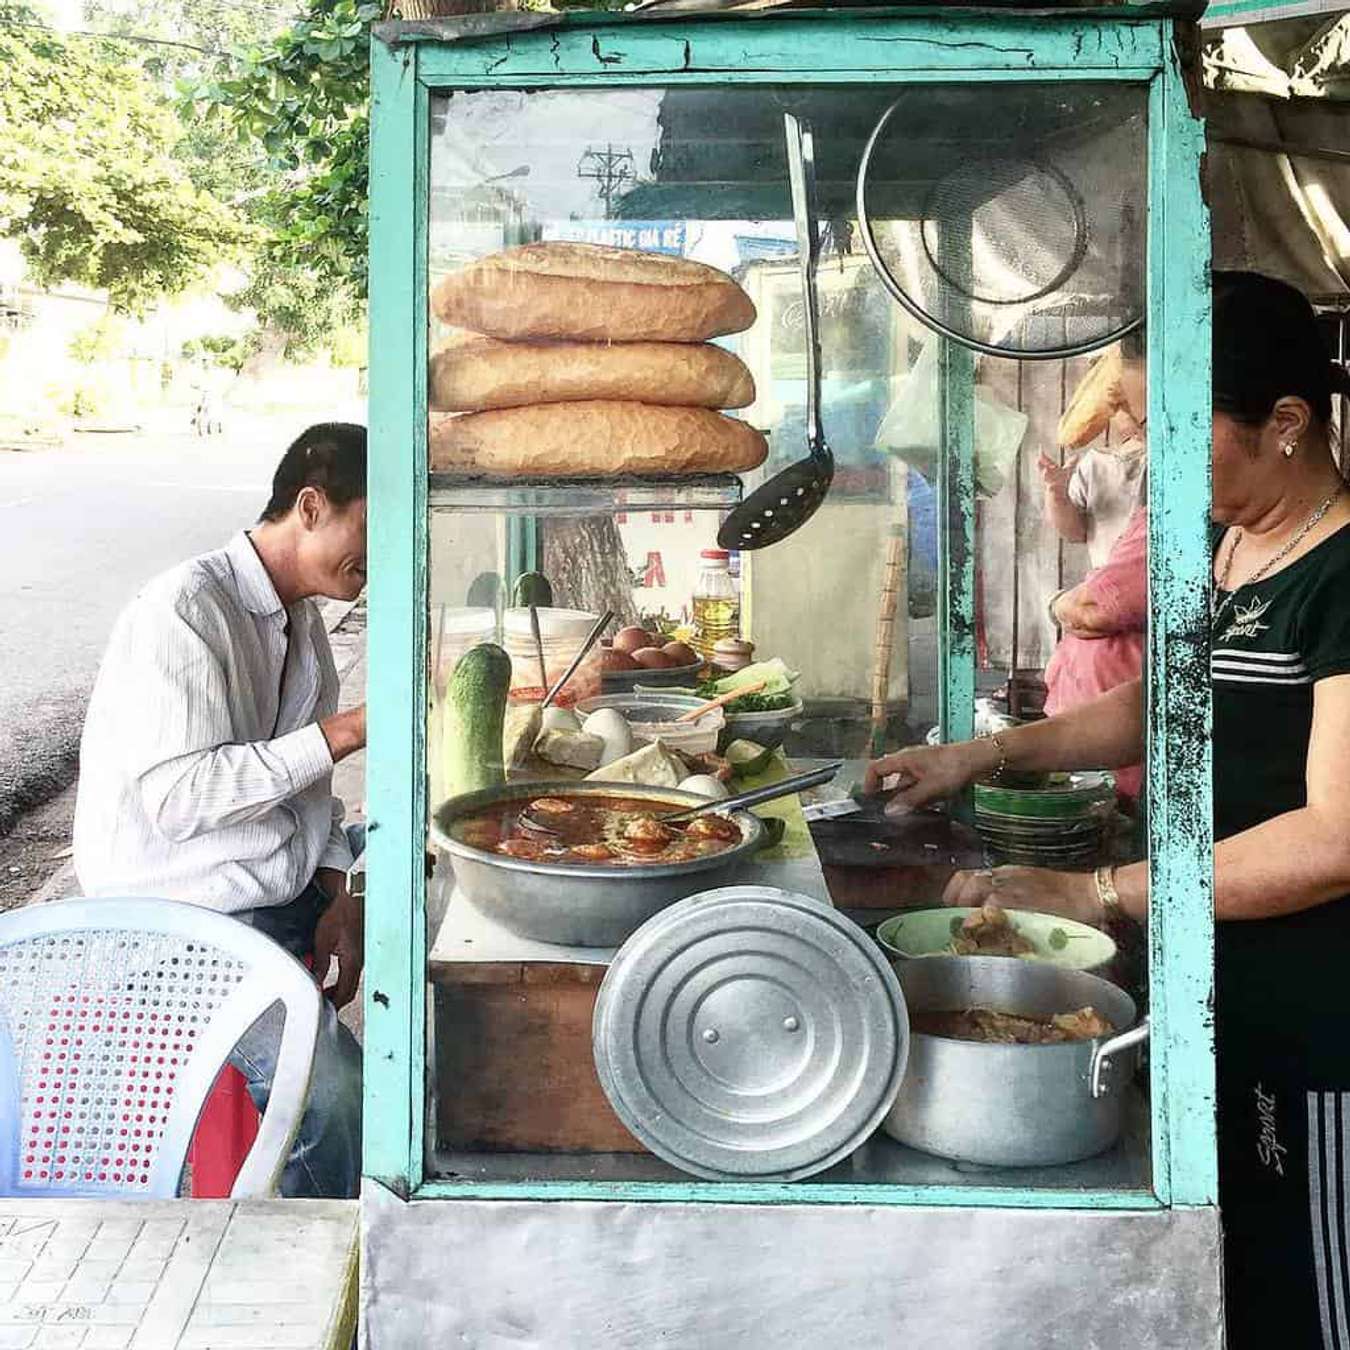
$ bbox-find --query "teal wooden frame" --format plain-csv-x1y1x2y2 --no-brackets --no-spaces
365,9,1214,1210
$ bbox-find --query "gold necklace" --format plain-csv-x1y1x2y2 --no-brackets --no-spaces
1212,485,1344,630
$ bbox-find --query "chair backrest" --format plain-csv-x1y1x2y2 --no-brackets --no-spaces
0,1010,17,1195
0,898,321,1200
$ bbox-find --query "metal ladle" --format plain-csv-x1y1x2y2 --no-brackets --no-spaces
519,762,842,837
718,113,833,552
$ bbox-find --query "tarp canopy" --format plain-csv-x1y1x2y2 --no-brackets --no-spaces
1203,13,1350,302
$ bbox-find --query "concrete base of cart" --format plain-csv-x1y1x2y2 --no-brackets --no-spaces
360,1180,1222,1348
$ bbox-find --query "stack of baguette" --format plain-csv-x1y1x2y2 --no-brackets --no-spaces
429,242,767,478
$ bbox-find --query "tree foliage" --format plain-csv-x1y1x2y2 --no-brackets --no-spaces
0,5,245,310
191,0,379,303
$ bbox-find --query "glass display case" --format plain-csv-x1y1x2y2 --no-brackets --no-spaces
363,8,1219,1344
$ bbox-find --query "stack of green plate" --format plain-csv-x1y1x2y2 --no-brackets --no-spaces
972,771,1115,868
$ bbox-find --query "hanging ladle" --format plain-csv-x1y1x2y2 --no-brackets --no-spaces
718,112,833,552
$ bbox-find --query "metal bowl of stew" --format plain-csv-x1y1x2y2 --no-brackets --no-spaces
431,782,767,947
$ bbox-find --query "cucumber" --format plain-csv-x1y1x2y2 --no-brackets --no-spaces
442,642,512,798
511,571,554,609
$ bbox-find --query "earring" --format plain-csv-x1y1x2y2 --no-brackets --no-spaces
1282,440,1298,458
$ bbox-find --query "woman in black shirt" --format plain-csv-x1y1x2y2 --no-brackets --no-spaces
866,271,1350,1350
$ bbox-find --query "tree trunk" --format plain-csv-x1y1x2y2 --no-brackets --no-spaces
541,516,639,626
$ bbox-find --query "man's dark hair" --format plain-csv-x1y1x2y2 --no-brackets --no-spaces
260,423,367,522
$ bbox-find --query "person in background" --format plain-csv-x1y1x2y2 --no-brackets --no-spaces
867,273,1350,1350
73,423,369,1199
1038,333,1147,567
1040,336,1150,802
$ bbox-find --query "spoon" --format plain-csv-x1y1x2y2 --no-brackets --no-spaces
717,112,833,552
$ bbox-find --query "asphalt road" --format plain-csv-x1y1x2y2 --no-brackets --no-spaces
0,414,323,833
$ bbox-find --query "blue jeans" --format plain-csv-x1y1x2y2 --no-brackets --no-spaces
230,836,365,1199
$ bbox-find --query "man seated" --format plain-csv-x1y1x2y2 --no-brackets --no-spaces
73,422,369,1198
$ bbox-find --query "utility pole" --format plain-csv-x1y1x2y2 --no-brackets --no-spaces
576,145,636,218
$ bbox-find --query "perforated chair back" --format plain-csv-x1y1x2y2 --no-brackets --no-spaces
0,898,321,1199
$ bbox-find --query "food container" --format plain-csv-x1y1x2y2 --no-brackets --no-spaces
575,693,725,757
712,637,755,674
602,658,704,693
430,782,767,946
875,907,1117,973
429,606,496,698
502,607,603,708
719,698,805,752
882,956,1148,1167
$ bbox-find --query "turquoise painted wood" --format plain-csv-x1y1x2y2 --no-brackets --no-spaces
364,38,430,1195
408,13,1165,85
1145,49,1218,1210
365,10,1215,1212
411,1179,1164,1210
938,336,977,746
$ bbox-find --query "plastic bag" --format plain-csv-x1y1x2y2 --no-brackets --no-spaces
874,337,1029,498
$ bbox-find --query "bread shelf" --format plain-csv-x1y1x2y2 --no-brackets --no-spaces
428,473,743,516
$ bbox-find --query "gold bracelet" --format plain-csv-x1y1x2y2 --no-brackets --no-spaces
1094,864,1121,916
987,732,1009,781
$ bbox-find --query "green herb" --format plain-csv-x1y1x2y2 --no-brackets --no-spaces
950,916,964,938
695,679,794,714
1047,927,1089,951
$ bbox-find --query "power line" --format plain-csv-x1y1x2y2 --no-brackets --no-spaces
0,16,219,53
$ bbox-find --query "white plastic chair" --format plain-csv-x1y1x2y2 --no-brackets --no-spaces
0,898,321,1200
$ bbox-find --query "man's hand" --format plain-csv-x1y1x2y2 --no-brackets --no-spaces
313,881,364,1009
320,703,366,763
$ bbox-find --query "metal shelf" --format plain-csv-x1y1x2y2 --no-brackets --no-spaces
428,473,742,515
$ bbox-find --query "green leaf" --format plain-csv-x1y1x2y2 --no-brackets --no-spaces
1048,928,1069,951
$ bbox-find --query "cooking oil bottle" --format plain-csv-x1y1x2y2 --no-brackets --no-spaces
692,548,740,661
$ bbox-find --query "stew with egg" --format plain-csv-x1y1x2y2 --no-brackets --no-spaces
453,794,743,866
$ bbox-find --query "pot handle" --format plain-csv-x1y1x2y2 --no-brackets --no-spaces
1090,1017,1150,1100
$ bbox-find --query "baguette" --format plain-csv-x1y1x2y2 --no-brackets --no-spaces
431,242,757,343
429,402,768,477
429,332,755,413
1058,345,1124,450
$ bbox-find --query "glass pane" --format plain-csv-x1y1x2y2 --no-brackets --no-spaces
421,81,1151,1195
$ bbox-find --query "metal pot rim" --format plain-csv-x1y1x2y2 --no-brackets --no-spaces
430,781,766,880
895,954,1140,1046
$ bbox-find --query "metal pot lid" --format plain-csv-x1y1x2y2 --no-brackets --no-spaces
593,885,909,1182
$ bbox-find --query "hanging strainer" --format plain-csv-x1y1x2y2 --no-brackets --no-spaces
855,86,1147,361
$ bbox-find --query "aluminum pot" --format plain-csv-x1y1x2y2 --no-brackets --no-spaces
882,956,1149,1167
430,782,766,947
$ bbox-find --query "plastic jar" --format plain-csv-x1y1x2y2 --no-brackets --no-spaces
502,607,603,708
692,549,740,661
429,607,497,699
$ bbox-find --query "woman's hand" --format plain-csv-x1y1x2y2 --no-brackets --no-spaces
943,865,1102,927
864,740,995,815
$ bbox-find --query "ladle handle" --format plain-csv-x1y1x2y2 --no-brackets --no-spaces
785,113,823,452
664,761,843,824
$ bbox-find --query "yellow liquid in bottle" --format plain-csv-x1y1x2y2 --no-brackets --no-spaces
692,596,739,661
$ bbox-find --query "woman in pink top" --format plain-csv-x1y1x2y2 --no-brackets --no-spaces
1044,506,1147,800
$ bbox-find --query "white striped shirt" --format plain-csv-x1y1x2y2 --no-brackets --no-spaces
73,532,352,914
